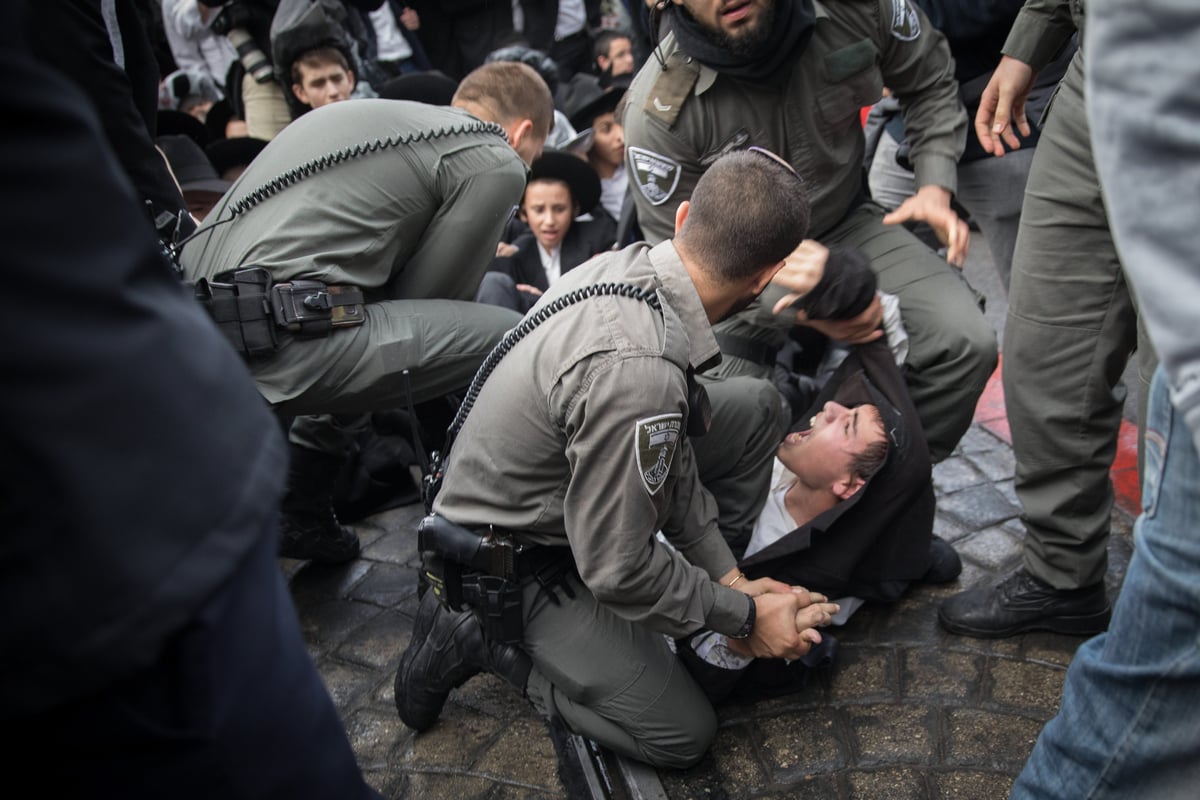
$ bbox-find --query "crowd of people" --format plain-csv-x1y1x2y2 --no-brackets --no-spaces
7,0,1198,797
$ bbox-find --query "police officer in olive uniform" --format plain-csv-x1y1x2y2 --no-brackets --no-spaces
395,150,839,769
623,0,999,462
939,0,1152,638
179,62,554,563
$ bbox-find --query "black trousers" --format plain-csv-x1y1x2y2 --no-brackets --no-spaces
12,527,381,800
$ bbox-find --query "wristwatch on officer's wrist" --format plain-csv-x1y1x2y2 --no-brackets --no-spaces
729,593,756,639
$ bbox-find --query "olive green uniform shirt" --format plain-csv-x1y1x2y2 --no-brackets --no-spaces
433,241,750,638
624,0,966,243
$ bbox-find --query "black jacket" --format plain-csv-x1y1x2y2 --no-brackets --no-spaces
488,217,616,292
519,0,602,52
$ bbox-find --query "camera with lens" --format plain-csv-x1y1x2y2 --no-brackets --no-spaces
209,3,274,84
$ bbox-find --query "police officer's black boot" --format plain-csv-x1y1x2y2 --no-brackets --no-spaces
278,444,361,564
394,589,532,732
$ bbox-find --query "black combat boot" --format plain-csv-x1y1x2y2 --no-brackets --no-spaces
395,589,532,732
278,444,361,564
938,568,1111,638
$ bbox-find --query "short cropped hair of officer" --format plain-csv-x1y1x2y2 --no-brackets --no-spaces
623,0,998,463
179,61,553,564
395,149,840,769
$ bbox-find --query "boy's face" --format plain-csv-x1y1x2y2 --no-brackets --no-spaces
590,112,625,171
598,36,635,77
293,62,355,109
520,179,576,251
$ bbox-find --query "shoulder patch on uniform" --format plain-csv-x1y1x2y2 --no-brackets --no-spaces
628,147,682,207
699,130,751,168
643,50,700,128
635,413,683,496
890,0,921,41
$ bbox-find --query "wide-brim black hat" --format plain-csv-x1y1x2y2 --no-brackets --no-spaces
378,70,459,105
205,136,269,180
157,134,232,196
157,109,208,148
528,149,601,215
566,73,631,133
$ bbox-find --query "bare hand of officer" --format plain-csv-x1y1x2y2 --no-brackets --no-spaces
738,591,809,660
975,55,1036,157
769,240,827,309
881,184,971,267
792,292,884,344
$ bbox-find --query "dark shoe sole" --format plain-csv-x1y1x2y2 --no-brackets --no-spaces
937,605,1112,639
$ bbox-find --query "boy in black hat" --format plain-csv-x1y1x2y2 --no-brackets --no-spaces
476,149,615,313
566,74,632,236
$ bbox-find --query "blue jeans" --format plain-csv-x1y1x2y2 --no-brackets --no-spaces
1012,366,1200,799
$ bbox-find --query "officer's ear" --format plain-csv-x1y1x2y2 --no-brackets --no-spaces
751,261,782,295
673,199,690,236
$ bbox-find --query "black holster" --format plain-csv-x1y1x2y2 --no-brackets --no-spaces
417,514,528,645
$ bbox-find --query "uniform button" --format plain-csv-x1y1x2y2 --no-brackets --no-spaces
685,57,693,63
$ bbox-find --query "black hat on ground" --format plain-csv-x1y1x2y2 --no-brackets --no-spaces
565,73,632,133
528,149,601,215
377,70,459,105
157,134,232,196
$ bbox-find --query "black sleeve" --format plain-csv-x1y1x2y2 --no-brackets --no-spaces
792,246,878,321
28,0,195,239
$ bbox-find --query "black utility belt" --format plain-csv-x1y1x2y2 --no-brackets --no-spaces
192,266,365,359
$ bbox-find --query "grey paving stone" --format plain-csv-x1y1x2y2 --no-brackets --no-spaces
708,722,773,796
954,426,1007,455
844,704,937,767
344,706,409,769
335,607,412,671
944,708,1044,771
348,561,420,607
317,657,385,713
937,485,1021,531
933,457,986,494
289,559,372,603
954,526,1023,571
846,767,929,799
396,772,502,800
757,707,848,780
933,513,971,545
828,645,899,704
965,446,1016,483
1019,633,1086,669
472,716,563,792
932,770,1015,799
361,522,420,566
297,597,385,647
984,659,1066,719
398,705,506,770
899,649,982,704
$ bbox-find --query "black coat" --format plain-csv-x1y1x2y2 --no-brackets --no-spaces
489,216,617,291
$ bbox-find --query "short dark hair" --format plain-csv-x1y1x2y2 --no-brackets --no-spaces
677,149,811,284
594,29,631,63
848,405,889,484
290,46,351,86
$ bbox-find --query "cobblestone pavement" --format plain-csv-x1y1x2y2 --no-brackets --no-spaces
283,411,1134,800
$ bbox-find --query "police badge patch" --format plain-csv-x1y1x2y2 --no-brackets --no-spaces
628,147,682,206
635,413,683,495
890,0,921,41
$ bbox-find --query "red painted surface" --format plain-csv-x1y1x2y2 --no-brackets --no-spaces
972,356,1142,518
